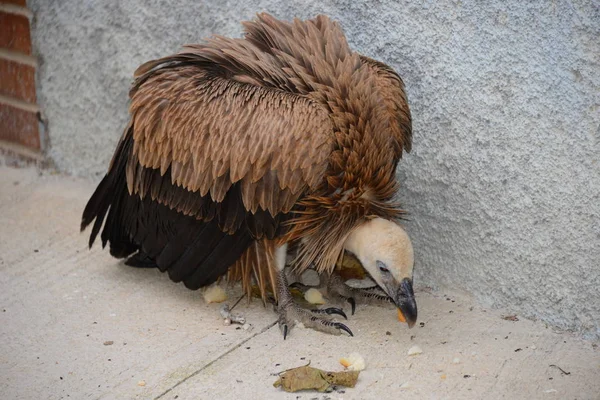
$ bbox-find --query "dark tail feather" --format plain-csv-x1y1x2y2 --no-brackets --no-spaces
81,174,112,248
80,131,134,252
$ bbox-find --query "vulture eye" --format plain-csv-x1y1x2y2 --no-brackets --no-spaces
377,260,389,273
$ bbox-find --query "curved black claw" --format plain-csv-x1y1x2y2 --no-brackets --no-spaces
283,324,288,340
335,322,354,337
347,297,356,315
311,307,348,320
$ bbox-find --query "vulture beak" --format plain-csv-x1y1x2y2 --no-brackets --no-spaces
393,278,417,328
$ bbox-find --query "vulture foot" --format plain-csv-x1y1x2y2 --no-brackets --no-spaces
289,274,392,316
325,274,392,315
277,273,353,339
288,281,349,319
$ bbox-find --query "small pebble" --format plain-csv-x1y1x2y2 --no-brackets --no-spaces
137,380,146,387
242,323,253,331
531,345,537,350
400,382,411,389
407,345,423,356
452,357,461,364
103,341,114,346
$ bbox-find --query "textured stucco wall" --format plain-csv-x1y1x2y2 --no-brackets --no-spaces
29,1,600,338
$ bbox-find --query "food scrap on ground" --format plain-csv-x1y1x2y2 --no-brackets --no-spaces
273,364,360,393
339,353,366,371
203,285,227,303
304,288,326,305
407,345,423,356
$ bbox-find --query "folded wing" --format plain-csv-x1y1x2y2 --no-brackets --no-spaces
81,54,334,290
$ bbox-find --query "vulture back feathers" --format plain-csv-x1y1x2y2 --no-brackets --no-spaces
81,13,412,301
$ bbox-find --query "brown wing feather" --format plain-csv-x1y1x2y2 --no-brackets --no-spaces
359,55,413,159
127,63,334,217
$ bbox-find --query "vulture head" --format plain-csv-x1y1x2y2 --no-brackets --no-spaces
344,217,417,327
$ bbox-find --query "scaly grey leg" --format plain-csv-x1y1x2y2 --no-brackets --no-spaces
276,268,353,339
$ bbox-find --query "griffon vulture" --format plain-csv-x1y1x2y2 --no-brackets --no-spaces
81,13,416,338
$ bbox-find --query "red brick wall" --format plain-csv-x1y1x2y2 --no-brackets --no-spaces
0,58,36,103
0,12,32,54
0,1,41,153
2,0,27,6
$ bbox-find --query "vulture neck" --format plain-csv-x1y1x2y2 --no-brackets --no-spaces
343,217,381,264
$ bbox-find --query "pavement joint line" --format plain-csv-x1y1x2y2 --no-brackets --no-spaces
153,320,278,399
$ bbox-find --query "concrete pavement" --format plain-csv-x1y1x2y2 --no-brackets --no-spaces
1,166,598,399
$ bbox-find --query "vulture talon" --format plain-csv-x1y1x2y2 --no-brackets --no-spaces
311,307,348,320
347,297,356,315
283,324,288,340
335,322,354,337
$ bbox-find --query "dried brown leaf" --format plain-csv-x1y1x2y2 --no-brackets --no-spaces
273,365,360,393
